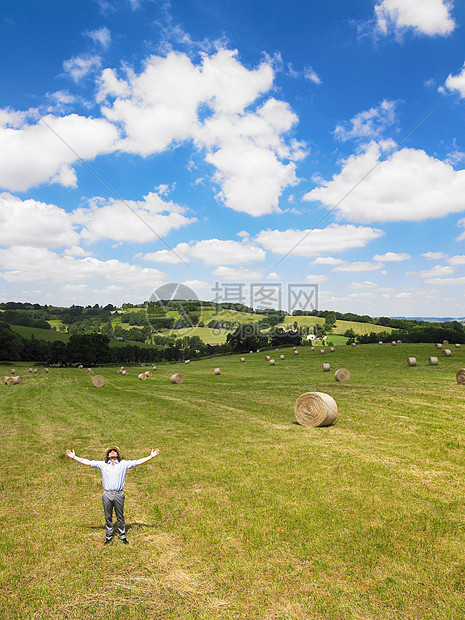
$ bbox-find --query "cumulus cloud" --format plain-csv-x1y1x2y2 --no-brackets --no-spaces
142,238,265,265
305,274,328,283
416,264,455,278
304,141,465,223
0,246,166,287
86,27,111,50
74,191,196,243
334,100,398,142
374,0,455,37
445,64,465,97
99,49,303,216
0,193,79,248
347,281,378,289
422,251,447,260
255,223,383,257
0,113,119,192
332,261,383,272
63,54,102,82
212,266,263,280
373,252,411,261
448,255,465,265
310,256,345,265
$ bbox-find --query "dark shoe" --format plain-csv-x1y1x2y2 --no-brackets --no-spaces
121,538,129,544
104,538,112,545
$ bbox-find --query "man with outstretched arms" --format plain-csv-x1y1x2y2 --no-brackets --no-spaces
66,445,160,545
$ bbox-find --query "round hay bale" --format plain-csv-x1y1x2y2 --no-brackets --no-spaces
1,376,8,385
9,376,23,384
9,369,15,374
44,368,49,373
334,368,350,382
141,363,145,367
295,392,338,428
240,357,245,362
214,367,221,375
351,343,356,347
92,375,106,388
322,363,330,372
120,366,125,370
443,340,449,345
34,368,40,374
249,350,254,354
379,341,383,345
78,364,83,369
121,370,128,375
456,369,465,385
455,344,461,348
265,355,271,361
442,349,452,357
184,360,190,364
435,343,443,349
152,365,157,370
280,354,285,360
428,356,439,365
320,349,325,354
294,350,299,355
6,377,16,385
391,341,397,346
330,347,335,352
145,370,152,377
269,359,275,365
138,373,147,381
88,370,95,376
117,369,122,374
28,368,33,373
170,373,183,384
407,357,417,367
397,340,402,344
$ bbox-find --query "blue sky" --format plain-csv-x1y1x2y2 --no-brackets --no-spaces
1,0,465,317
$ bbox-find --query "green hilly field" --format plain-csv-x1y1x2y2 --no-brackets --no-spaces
2,342,465,618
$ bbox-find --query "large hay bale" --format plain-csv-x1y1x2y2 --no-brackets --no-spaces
28,368,33,373
330,347,335,352
78,364,83,369
144,370,152,377
34,368,40,374
152,365,157,370
44,368,49,373
121,370,128,375
428,357,439,366
311,347,315,351
138,373,147,381
391,341,397,346
442,349,452,357
265,355,271,361
351,343,356,347
9,369,15,374
240,357,245,362
295,392,338,428
322,363,330,372
88,370,95,376
280,354,285,360
294,350,299,355
435,343,442,349
456,369,465,385
214,367,221,375
117,369,122,374
397,340,402,344
13,376,23,384
407,357,417,367
320,349,325,355
170,373,183,384
443,340,449,345
120,366,125,370
334,368,350,382
269,359,275,365
184,360,190,364
455,344,461,348
6,377,16,385
379,341,383,345
92,375,106,388
1,376,8,385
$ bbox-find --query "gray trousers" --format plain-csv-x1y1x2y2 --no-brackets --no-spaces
102,490,126,539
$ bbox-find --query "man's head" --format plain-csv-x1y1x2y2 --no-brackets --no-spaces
105,446,121,462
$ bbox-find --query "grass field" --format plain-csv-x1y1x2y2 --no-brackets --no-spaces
2,343,465,618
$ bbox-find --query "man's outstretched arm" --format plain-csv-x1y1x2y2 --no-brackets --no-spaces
66,449,92,466
135,448,160,466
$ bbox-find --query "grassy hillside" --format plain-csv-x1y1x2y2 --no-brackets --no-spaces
2,342,465,618
10,325,70,342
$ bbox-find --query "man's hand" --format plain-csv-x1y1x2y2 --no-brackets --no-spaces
151,448,160,458
66,449,75,459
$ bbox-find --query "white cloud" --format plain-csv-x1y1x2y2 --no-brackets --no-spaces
425,275,465,285
0,246,166,288
304,66,321,85
416,264,455,278
86,27,111,50
448,255,465,265
334,100,397,142
0,113,119,191
332,261,383,272
255,223,383,257
212,266,263,281
142,238,265,265
422,251,447,260
304,141,465,223
373,251,411,261
374,0,455,37
0,193,79,248
74,191,196,243
63,54,102,82
305,274,328,283
347,281,377,289
445,64,465,97
456,217,465,241
310,256,345,265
